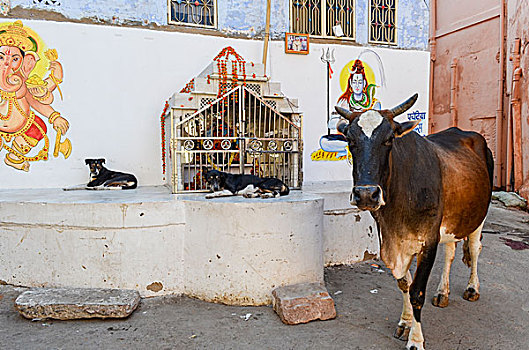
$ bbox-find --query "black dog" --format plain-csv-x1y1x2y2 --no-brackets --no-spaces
204,169,289,199
83,158,137,189
64,158,138,191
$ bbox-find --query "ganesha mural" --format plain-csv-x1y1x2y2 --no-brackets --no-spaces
0,20,70,172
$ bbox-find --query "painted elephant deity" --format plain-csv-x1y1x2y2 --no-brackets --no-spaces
0,20,68,171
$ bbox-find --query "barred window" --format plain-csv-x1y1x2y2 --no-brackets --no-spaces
33,0,61,5
291,0,355,39
369,0,397,45
168,0,216,28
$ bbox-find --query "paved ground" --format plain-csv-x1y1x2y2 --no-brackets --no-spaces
1,201,528,350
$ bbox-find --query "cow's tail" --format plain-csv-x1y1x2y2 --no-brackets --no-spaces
462,238,472,268
486,147,494,191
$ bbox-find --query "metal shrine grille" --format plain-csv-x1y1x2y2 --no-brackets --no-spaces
168,0,216,28
170,86,302,193
369,0,397,45
290,0,355,39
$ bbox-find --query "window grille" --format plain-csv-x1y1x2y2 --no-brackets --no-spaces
168,0,216,28
200,98,215,109
33,0,60,5
290,0,355,39
265,100,278,110
369,0,397,45
246,83,261,95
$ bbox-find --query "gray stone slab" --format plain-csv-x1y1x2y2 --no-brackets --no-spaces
15,288,141,320
492,191,527,209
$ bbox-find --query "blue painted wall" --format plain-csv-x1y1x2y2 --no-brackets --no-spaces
11,0,428,49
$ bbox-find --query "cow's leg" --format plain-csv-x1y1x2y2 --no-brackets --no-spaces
431,242,456,308
463,221,484,302
407,243,438,350
394,271,413,341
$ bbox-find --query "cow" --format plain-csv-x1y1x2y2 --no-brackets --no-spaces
335,94,493,350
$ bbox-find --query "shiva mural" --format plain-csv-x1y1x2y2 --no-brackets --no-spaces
0,20,70,172
311,50,385,162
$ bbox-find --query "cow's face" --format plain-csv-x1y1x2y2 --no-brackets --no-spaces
335,94,419,211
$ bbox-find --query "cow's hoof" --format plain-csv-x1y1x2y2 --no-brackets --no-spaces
393,324,410,341
463,287,480,302
431,293,449,308
406,340,425,350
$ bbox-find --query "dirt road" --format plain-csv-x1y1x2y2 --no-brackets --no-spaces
1,201,528,350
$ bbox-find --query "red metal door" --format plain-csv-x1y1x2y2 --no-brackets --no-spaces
429,0,505,188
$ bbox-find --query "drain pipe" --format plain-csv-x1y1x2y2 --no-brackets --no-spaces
512,66,523,191
450,58,458,127
428,0,437,133
262,0,271,74
495,0,506,188
506,38,521,191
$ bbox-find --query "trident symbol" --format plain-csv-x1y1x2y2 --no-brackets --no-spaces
321,48,335,135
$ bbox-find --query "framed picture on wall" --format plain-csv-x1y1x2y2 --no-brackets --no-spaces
285,33,309,54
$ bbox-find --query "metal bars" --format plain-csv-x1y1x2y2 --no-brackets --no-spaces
325,0,355,37
369,0,397,44
170,86,302,193
291,0,355,39
168,0,216,28
291,0,322,36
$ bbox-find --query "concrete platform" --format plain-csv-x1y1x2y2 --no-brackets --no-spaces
0,184,378,305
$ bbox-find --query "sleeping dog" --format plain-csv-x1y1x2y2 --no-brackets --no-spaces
63,158,137,190
204,169,289,199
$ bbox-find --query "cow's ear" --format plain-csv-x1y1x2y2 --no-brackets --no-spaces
85,159,90,165
395,120,420,138
336,119,349,134
100,158,106,164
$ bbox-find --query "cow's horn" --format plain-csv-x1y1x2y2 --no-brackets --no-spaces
335,106,354,120
389,93,419,117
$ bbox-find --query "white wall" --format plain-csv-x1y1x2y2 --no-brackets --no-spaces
267,43,430,183
0,19,429,189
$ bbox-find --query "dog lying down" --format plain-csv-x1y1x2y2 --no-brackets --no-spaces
63,158,138,191
204,169,289,199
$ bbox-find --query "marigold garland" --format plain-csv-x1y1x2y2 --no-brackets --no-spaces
179,78,195,93
160,100,169,175
213,46,246,99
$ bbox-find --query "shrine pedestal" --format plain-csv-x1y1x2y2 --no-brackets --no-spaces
0,187,324,305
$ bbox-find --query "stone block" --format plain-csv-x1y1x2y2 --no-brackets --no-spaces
492,191,527,209
14,288,141,320
272,283,336,325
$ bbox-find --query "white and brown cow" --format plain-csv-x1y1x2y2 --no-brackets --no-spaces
335,94,493,350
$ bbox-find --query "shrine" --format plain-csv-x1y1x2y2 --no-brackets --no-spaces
164,47,302,193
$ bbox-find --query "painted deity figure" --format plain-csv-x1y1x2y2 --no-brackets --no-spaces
337,59,380,111
0,21,68,171
314,59,381,161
